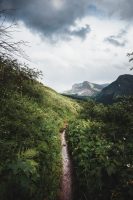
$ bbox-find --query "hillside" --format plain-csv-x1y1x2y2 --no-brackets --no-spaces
63,81,108,97
0,57,80,200
96,74,133,104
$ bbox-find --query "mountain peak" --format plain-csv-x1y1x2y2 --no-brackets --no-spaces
64,81,108,97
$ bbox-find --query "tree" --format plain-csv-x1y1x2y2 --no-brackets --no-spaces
0,10,27,59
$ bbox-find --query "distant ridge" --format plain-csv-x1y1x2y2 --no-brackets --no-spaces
63,81,109,97
96,74,133,104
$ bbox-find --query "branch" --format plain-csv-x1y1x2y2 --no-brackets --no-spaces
0,10,29,60
127,52,133,70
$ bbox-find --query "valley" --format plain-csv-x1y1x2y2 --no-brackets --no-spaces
0,56,133,200
0,1,133,199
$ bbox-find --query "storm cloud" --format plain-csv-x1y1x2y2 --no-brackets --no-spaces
1,0,133,39
0,0,92,39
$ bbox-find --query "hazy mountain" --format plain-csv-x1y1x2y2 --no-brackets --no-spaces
96,74,133,104
63,81,109,97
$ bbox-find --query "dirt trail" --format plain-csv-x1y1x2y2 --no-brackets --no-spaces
59,130,73,200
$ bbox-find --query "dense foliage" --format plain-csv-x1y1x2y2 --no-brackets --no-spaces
67,98,133,200
0,56,80,200
1,55,133,200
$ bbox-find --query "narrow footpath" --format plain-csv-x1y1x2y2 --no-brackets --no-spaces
59,129,73,200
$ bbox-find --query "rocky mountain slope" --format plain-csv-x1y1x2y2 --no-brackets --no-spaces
63,81,108,97
96,74,133,104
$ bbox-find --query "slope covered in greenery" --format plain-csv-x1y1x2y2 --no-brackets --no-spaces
0,56,80,200
67,98,133,200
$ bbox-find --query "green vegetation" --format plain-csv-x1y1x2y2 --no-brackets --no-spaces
1,55,133,200
67,98,133,200
0,56,80,200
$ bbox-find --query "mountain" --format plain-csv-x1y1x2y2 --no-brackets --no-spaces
63,81,109,97
96,74,133,104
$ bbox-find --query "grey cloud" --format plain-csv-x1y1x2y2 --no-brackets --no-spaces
69,25,91,39
104,28,128,47
94,0,133,20
0,0,91,39
1,0,133,40
105,37,126,47
117,29,128,38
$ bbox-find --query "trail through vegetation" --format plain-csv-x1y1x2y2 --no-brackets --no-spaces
0,57,80,200
59,129,73,200
1,56,133,200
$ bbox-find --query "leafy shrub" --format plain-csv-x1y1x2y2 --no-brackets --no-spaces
68,98,133,200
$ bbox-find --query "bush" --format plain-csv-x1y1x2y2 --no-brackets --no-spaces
67,98,133,200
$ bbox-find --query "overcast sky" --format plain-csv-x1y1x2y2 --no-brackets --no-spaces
1,0,133,92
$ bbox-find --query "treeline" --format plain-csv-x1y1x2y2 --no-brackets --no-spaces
67,97,133,200
0,56,80,200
